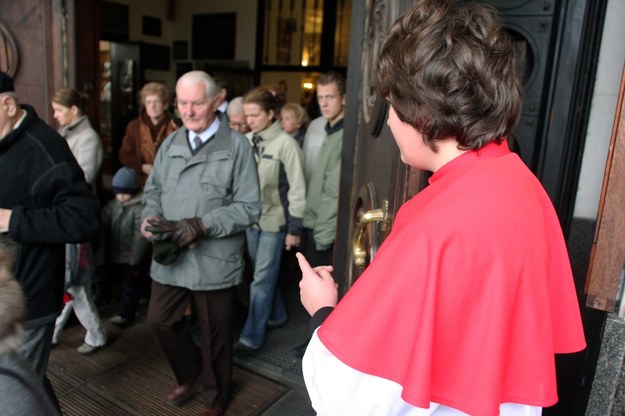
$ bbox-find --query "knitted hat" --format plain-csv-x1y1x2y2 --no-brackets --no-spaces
112,167,138,195
0,72,15,94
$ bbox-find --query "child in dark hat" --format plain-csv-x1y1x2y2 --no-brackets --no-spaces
101,167,150,326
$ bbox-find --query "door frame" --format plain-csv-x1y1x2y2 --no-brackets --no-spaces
333,1,607,414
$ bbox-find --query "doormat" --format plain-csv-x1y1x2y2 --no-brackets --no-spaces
49,319,289,415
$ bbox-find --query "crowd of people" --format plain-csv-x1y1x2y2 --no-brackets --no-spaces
0,1,588,415
0,62,345,415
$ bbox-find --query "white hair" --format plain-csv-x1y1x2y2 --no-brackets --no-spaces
226,96,245,116
176,70,218,99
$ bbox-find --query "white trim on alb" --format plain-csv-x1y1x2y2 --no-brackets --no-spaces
302,330,542,416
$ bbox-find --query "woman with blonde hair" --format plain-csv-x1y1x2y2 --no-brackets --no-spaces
280,102,310,147
119,81,178,187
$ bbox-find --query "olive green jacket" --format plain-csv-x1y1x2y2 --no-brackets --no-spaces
303,122,343,250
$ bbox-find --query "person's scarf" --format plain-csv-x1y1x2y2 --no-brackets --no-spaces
139,111,175,165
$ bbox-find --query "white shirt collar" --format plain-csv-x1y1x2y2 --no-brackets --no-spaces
187,116,221,148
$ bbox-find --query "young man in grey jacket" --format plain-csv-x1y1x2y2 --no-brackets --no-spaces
302,72,346,268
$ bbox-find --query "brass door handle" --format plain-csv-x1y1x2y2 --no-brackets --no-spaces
352,200,389,268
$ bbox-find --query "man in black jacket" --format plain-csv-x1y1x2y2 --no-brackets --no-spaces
0,71,100,409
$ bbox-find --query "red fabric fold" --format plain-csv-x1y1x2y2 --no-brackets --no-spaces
318,141,585,416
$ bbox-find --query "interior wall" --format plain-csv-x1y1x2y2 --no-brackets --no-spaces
104,0,173,84
574,0,625,219
173,0,258,84
104,0,258,88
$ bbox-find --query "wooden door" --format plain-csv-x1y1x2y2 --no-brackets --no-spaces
72,0,100,129
334,0,597,414
333,0,426,292
0,1,65,123
335,0,563,290
585,63,625,312
0,0,98,125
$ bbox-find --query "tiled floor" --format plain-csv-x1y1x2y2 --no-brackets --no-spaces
51,266,315,416
50,321,290,416
231,271,316,416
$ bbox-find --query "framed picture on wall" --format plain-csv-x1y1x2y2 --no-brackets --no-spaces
141,43,170,70
142,16,162,37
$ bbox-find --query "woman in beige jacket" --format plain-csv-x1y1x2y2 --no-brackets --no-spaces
51,88,107,355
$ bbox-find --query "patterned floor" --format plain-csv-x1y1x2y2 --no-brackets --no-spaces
48,265,315,416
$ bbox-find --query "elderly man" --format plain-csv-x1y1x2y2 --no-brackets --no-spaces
141,70,261,416
0,71,100,410
226,96,250,134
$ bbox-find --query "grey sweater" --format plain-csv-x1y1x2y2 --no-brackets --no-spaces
0,353,60,415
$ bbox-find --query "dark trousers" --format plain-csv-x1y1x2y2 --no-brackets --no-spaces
294,228,334,354
147,281,234,408
112,263,141,320
302,228,334,267
19,320,62,412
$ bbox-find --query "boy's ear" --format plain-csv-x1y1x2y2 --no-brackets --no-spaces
2,96,17,116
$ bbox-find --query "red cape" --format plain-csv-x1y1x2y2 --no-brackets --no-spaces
318,141,586,415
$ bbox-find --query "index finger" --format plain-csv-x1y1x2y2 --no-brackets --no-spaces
295,252,314,274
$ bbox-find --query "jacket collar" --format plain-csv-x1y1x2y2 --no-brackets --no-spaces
0,104,38,152
59,115,88,137
167,117,234,157
252,121,282,142
325,118,344,135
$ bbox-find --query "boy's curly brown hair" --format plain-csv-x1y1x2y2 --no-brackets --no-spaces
378,0,522,151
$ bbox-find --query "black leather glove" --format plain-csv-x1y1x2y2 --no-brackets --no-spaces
146,216,177,237
146,216,205,247
170,217,206,247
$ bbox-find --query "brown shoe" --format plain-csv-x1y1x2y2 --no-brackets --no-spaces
199,406,224,416
167,373,200,406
